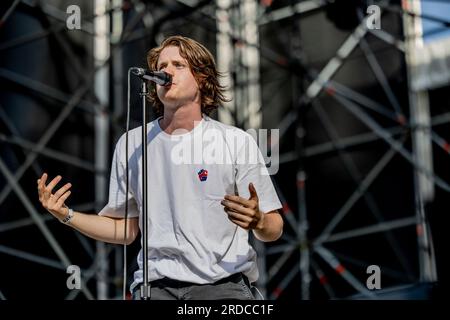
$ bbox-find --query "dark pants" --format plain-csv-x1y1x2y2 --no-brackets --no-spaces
132,273,255,300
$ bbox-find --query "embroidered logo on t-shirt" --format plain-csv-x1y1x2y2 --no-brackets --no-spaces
197,169,208,181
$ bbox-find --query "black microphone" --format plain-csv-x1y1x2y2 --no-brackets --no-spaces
130,67,172,86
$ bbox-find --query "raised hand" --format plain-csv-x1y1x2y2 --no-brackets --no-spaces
37,173,72,221
221,183,265,230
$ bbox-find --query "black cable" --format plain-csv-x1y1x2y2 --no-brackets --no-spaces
122,68,132,300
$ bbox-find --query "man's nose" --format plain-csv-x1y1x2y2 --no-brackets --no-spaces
163,64,175,75
165,70,174,77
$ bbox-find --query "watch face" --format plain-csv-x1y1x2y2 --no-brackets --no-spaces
62,209,73,223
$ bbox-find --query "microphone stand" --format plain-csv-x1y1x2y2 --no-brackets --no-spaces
128,67,170,300
138,80,151,300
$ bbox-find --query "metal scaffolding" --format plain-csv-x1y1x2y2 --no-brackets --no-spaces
263,0,447,300
0,0,448,300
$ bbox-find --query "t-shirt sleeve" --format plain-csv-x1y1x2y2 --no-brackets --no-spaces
99,137,139,219
235,132,282,214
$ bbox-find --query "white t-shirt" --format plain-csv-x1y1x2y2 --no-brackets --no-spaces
99,115,282,292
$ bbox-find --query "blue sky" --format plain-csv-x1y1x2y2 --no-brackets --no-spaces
421,0,450,43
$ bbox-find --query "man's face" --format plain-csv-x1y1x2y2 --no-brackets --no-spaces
156,46,201,110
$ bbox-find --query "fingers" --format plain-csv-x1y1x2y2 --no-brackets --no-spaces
227,216,251,230
37,173,47,189
37,173,48,200
223,195,255,209
248,183,258,201
37,173,72,217
37,173,60,198
221,199,253,216
55,190,71,208
53,183,72,199
221,199,261,231
45,175,62,195
224,207,252,230
222,183,259,210
221,189,263,230
224,207,252,223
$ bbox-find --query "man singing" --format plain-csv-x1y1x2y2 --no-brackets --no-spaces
37,35,283,300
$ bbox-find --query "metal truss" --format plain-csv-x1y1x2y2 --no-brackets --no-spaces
1,0,448,300
0,0,133,300
260,0,449,300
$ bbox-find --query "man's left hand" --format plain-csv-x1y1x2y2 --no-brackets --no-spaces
221,183,264,230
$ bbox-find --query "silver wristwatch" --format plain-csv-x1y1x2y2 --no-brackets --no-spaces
61,208,74,224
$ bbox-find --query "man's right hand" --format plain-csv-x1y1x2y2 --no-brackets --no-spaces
37,173,72,221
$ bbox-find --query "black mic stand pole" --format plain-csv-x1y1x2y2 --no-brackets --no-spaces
139,79,151,300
